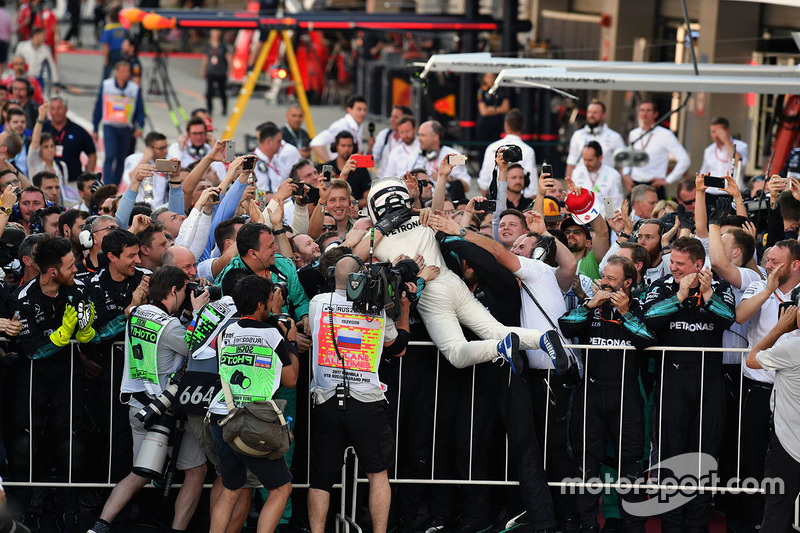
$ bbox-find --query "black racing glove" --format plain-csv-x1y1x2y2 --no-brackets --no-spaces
708,196,732,227
676,203,694,231
375,207,413,235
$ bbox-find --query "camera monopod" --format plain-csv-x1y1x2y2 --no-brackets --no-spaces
162,416,186,503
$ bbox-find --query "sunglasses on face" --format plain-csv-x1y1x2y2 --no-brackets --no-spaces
417,180,431,188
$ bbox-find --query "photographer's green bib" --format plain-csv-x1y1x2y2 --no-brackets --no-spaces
122,305,177,398
214,321,285,407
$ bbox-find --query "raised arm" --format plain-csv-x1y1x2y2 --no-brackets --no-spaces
182,140,226,213
430,212,521,273
431,155,454,212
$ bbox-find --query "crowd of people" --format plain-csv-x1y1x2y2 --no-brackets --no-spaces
0,55,799,533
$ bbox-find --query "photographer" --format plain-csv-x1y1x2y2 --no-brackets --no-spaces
745,305,800,530
307,255,412,533
9,235,95,531
208,275,299,533
88,266,208,533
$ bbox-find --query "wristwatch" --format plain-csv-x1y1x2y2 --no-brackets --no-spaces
0,206,11,216
457,227,467,238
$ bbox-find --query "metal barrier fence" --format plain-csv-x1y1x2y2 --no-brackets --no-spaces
1,340,795,530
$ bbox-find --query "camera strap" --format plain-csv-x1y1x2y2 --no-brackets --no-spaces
519,281,578,364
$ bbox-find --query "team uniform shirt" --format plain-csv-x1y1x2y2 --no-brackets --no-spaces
13,277,91,360
373,215,446,271
373,127,402,176
699,139,750,194
513,256,567,369
310,113,363,161
121,153,169,204
566,123,625,170
309,290,397,404
477,133,538,197
209,318,293,415
121,303,187,408
571,164,624,210
384,139,420,177
624,126,691,185
643,276,736,365
167,141,227,183
722,266,765,365
559,299,656,385
253,143,301,192
755,334,800,463
408,145,470,189
88,266,151,343
741,280,800,384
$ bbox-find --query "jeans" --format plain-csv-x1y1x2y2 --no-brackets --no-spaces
103,125,133,185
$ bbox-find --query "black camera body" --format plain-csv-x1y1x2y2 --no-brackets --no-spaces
187,282,222,301
778,286,800,318
275,281,288,300
499,144,523,163
346,259,419,319
474,200,496,212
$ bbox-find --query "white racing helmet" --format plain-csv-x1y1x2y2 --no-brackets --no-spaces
367,176,413,224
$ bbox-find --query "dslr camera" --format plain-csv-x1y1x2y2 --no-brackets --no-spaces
778,286,800,318
187,282,222,301
498,145,523,163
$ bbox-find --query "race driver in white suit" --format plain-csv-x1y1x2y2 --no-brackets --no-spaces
351,174,570,374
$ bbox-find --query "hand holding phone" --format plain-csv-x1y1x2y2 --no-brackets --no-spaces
242,156,256,171
541,162,553,177
704,175,726,189
224,140,235,163
322,164,334,182
351,155,374,168
449,154,467,165
603,197,615,219
155,159,179,173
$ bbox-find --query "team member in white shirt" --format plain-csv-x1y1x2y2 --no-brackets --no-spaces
14,28,59,90
310,94,367,162
409,120,470,197
252,122,301,192
121,131,169,204
622,101,690,191
478,109,537,197
699,117,749,194
571,141,624,209
384,115,419,177
167,117,226,182
565,101,624,177
371,104,411,176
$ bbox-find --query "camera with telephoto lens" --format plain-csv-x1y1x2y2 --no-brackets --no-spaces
498,145,522,163
347,258,419,319
187,282,222,301
132,411,174,479
135,369,184,429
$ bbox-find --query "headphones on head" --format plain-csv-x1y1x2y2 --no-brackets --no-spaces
12,189,53,221
326,253,366,283
78,215,99,251
187,143,208,159
531,234,556,264
330,131,358,154
14,77,34,98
